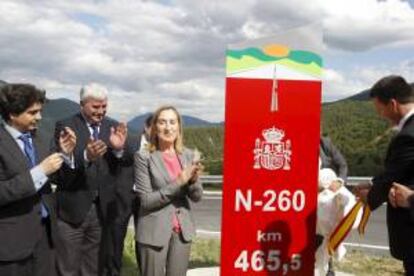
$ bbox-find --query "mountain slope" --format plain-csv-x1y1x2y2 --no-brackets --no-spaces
322,100,391,176
38,98,80,138
341,82,414,102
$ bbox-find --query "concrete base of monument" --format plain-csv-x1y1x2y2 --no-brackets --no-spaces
186,267,355,276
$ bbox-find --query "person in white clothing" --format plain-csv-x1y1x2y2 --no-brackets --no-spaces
315,168,361,276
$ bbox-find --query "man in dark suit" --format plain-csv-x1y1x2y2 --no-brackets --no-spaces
111,114,152,275
0,83,76,276
355,75,414,275
54,83,133,276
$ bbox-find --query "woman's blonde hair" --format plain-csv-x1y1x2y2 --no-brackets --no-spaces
148,105,184,153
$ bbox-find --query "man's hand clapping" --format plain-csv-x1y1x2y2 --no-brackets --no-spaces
86,138,107,162
109,122,127,151
59,127,76,155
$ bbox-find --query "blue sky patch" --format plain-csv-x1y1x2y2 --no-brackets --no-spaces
71,12,108,33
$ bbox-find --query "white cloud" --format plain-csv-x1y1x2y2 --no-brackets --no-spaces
323,0,414,51
324,59,414,102
323,68,366,101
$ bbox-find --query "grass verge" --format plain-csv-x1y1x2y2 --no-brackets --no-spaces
335,249,404,276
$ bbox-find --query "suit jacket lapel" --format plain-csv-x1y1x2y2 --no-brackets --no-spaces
385,115,414,163
177,152,187,168
402,114,414,130
0,125,30,169
150,151,173,184
99,119,111,144
32,133,47,163
75,113,92,146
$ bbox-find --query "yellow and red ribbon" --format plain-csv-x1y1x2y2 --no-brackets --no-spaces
327,200,371,256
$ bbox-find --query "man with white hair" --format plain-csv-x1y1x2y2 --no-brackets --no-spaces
54,83,133,276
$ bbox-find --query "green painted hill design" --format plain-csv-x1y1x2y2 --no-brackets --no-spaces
227,47,322,77
226,56,322,77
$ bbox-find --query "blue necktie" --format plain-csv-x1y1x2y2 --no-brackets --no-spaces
19,133,36,168
91,124,99,140
19,133,49,219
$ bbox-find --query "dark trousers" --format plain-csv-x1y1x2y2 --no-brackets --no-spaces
0,256,33,276
404,248,414,276
0,218,55,276
111,199,139,276
56,204,102,276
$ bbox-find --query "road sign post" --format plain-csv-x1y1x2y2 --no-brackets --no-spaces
221,25,323,275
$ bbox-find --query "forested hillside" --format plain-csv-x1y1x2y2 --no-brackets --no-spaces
185,100,394,176
184,126,224,175
322,100,392,176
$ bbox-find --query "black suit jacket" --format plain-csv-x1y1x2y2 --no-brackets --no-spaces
54,113,134,225
0,125,58,261
368,115,414,260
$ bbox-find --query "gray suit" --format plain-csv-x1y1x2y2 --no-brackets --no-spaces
134,148,203,276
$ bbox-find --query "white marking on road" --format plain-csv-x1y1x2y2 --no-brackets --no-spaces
197,229,221,236
204,191,223,196
343,242,389,251
204,196,222,200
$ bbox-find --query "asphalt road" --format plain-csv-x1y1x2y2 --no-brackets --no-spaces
193,192,390,255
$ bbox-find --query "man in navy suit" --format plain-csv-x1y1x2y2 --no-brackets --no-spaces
0,83,76,276
54,83,133,276
355,75,414,275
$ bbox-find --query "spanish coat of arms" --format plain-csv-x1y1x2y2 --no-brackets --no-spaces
253,126,292,170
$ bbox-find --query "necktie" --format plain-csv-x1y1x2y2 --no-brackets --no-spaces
19,133,48,219
91,124,99,140
19,133,36,168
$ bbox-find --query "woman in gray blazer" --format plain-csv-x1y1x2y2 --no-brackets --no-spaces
134,105,203,276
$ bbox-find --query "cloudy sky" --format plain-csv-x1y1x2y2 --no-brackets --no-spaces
1,0,413,122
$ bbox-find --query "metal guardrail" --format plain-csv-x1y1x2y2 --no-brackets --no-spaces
346,176,372,186
200,175,223,184
200,175,372,185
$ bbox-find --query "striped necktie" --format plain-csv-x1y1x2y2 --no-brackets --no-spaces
91,124,99,140
19,133,36,167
